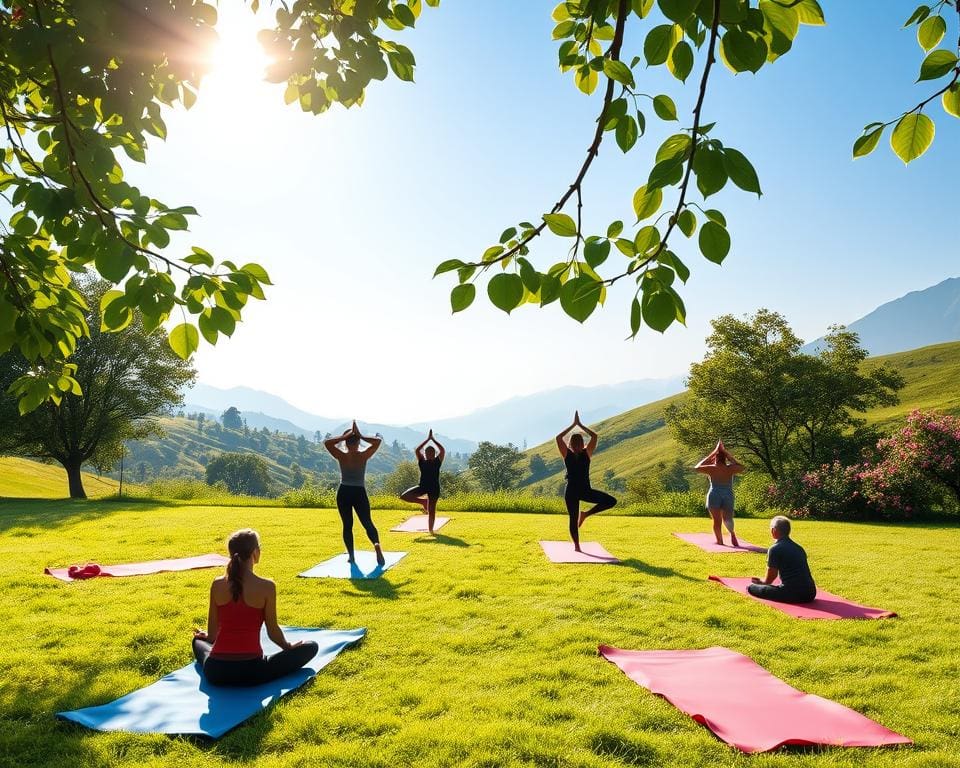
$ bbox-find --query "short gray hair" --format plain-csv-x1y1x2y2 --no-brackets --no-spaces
771,515,791,536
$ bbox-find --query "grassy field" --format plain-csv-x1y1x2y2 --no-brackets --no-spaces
0,457,122,499
521,341,960,492
1,499,958,768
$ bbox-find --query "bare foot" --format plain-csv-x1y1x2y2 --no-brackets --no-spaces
715,538,724,546
574,545,582,553
731,535,740,548
374,545,386,566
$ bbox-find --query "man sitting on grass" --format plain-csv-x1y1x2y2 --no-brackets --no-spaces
748,516,817,604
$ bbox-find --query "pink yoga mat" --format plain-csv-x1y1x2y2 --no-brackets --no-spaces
599,645,911,753
539,541,619,563
391,515,450,532
45,554,229,582
708,576,897,619
674,532,766,553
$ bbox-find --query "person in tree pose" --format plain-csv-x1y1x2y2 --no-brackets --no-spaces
399,429,445,533
748,516,817,604
192,529,318,686
555,411,617,551
694,440,745,547
324,421,385,565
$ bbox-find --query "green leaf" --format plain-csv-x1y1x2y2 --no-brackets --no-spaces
629,297,642,338
943,84,960,118
722,148,762,196
904,5,931,27
644,25,677,66
543,213,578,237
435,259,466,277
704,208,727,226
198,312,218,345
677,209,697,237
792,0,825,26
693,148,727,197
918,15,946,50
584,238,611,268
487,273,525,314
482,245,505,262
575,65,599,95
633,225,661,256
499,227,518,244
169,323,200,359
653,94,678,121
539,273,562,306
918,49,958,81
698,220,730,264
602,59,635,87
615,115,639,152
607,220,624,238
642,290,676,332
240,262,272,285
210,305,237,337
656,133,692,164
451,284,475,313
518,258,541,293
560,275,601,323
852,126,883,158
890,113,935,163
720,29,767,73
657,0,699,23
632,185,663,221
668,40,694,82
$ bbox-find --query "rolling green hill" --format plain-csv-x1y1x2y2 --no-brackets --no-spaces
521,341,960,492
0,457,121,499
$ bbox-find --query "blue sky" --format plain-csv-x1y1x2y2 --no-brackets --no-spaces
133,1,959,423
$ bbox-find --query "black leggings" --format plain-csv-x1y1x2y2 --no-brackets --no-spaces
747,582,817,604
564,486,617,545
336,484,379,558
192,637,319,687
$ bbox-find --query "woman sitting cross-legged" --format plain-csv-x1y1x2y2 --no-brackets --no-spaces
192,529,318,686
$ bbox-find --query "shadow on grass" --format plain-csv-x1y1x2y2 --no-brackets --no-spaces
343,576,408,600
0,498,117,535
616,558,699,581
413,533,470,548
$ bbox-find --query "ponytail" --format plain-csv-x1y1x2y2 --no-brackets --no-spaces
225,529,260,602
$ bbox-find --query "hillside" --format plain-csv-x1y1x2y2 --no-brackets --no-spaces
521,341,960,492
0,457,121,499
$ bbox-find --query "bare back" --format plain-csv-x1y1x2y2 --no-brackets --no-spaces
210,572,273,609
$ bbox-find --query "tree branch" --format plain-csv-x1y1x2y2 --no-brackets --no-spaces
605,0,721,287
460,0,631,271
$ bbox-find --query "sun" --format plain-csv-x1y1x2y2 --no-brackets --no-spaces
201,4,274,106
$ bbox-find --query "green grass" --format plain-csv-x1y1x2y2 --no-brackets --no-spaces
522,341,960,492
2,499,958,767
0,457,122,499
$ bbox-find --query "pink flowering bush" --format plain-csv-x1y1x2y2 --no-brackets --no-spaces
769,410,959,520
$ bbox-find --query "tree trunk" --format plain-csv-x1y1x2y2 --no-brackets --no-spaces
64,459,87,499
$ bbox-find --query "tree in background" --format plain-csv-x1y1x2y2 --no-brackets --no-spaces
221,406,243,430
0,279,195,498
529,454,549,480
3,1,954,413
290,462,306,489
666,311,903,480
658,459,690,492
196,413,205,434
603,468,627,493
382,461,420,497
468,442,524,492
205,452,271,497
440,470,473,496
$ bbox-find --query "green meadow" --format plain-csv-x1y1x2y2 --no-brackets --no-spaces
2,499,958,768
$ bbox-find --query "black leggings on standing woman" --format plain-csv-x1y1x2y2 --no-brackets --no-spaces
564,486,617,545
192,637,320,687
336,484,380,558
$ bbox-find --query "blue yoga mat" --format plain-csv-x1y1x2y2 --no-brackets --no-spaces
299,550,407,579
57,626,365,738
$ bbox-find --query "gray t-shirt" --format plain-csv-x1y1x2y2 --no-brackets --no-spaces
768,537,815,590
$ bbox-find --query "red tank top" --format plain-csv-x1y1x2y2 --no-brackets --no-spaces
210,598,265,656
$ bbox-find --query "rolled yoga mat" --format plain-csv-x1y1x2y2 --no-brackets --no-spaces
57,627,366,738
391,515,450,532
298,550,407,579
673,532,766,553
539,541,619,564
45,553,229,582
599,645,911,753
707,576,897,619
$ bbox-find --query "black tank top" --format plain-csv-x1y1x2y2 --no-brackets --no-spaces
418,457,441,489
564,451,591,489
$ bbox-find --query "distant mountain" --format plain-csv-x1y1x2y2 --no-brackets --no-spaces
806,277,960,356
182,384,477,455
415,378,685,447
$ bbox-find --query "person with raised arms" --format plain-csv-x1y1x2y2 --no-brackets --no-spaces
324,421,385,565
694,440,745,547
748,515,817,604
192,529,318,686
555,411,617,551
399,429,445,534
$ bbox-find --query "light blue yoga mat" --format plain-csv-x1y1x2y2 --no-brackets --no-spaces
57,626,365,738
298,550,407,579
